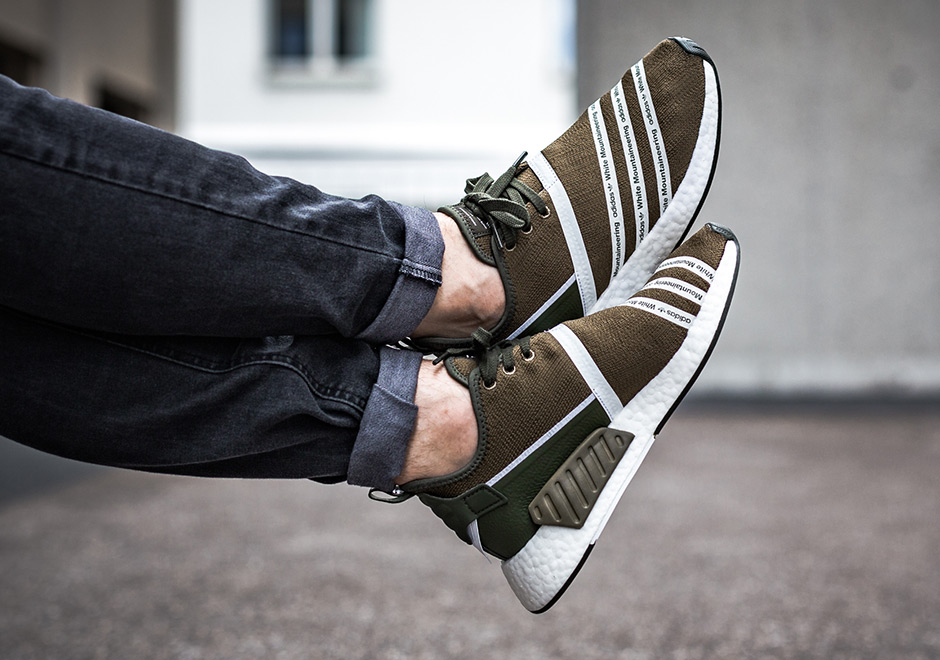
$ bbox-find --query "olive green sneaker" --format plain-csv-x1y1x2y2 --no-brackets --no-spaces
400,224,739,612
417,37,721,353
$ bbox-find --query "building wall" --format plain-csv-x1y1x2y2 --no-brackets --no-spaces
578,0,940,396
178,0,576,206
0,0,176,128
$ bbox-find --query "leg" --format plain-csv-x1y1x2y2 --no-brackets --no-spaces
0,305,420,486
0,76,509,489
411,213,505,340
3,37,733,616
0,74,442,342
395,359,478,484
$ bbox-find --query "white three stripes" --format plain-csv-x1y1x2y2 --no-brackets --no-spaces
632,60,672,214
610,81,649,251
523,56,674,326
626,256,714,329
644,277,706,304
655,256,715,283
588,100,626,280
587,58,672,285
624,297,694,329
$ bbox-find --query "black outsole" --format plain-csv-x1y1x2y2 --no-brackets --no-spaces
531,544,596,614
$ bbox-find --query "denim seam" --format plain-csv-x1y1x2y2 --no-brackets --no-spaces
400,259,443,284
0,149,405,260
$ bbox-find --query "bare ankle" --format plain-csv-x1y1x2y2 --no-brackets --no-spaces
396,360,478,484
412,212,505,339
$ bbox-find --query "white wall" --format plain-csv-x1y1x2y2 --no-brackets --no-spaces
178,0,576,205
579,0,940,396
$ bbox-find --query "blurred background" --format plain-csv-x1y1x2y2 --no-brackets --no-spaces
1,1,939,658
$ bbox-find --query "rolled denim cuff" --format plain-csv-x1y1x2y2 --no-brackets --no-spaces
356,203,443,344
346,345,423,490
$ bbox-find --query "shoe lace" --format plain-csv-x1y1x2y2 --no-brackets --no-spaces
458,152,548,250
433,330,532,389
476,336,534,388
431,328,495,365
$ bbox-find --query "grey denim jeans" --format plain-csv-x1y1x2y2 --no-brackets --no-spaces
0,74,444,491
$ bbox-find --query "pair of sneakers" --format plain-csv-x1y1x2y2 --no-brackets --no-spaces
389,38,740,613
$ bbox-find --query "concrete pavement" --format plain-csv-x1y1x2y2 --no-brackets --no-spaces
0,437,103,503
2,403,939,659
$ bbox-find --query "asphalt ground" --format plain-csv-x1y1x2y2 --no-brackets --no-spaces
2,402,939,659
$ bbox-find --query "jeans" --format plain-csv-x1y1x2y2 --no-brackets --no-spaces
0,75,445,490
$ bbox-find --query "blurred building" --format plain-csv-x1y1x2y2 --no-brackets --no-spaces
4,0,937,399
579,1,940,397
0,0,177,129
177,0,576,207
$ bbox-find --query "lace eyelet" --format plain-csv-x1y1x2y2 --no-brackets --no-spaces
482,379,497,390
522,350,535,361
539,206,552,219
502,365,515,376
520,223,533,235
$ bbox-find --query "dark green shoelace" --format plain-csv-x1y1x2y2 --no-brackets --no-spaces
433,333,533,389
453,152,548,251
477,336,533,388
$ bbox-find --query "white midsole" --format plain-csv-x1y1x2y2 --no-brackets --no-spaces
501,235,738,612
591,60,720,314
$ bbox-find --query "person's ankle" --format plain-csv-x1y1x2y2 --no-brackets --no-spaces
411,212,504,339
396,360,478,484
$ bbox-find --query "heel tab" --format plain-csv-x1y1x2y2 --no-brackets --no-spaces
670,36,714,66
704,222,738,244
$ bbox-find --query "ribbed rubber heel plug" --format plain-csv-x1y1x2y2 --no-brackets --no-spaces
528,427,635,529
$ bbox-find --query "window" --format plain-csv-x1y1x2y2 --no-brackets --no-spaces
336,0,370,60
272,0,310,59
270,0,373,80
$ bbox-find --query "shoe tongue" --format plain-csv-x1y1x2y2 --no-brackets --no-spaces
440,203,495,265
445,355,476,386
514,161,544,196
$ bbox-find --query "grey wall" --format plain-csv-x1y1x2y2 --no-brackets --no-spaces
0,0,176,129
578,0,940,396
